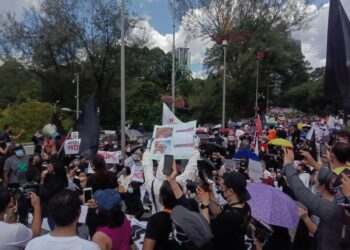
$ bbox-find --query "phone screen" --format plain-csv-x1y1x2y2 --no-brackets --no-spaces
84,188,92,204
163,154,174,176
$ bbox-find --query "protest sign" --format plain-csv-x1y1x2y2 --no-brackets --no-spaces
224,159,236,170
71,131,79,139
64,139,81,154
131,163,144,183
248,159,263,183
97,151,121,164
151,121,196,160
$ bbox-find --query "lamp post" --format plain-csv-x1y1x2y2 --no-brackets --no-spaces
120,0,126,158
171,0,176,113
74,73,80,120
255,59,259,118
222,39,228,128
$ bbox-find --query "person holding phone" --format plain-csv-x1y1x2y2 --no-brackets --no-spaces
283,149,350,250
0,187,42,250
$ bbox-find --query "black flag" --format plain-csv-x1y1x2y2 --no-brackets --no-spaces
76,94,100,159
324,0,350,120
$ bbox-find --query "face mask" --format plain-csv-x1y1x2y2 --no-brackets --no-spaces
15,149,25,158
127,188,134,194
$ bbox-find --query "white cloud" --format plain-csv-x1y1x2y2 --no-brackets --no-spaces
192,70,207,80
295,0,350,68
130,18,213,77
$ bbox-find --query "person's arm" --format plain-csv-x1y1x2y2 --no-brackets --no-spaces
142,149,155,192
142,239,156,250
12,129,25,141
29,192,42,237
3,170,9,187
176,150,200,188
208,186,222,217
0,143,11,155
298,207,317,235
283,150,337,220
196,186,210,223
167,160,183,199
92,232,109,250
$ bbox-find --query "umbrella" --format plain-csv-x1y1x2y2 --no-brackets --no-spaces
126,129,143,139
247,183,299,229
196,129,208,134
268,138,293,147
233,150,260,161
200,141,224,154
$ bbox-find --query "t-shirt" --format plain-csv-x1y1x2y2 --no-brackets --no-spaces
210,203,251,250
145,211,172,250
25,234,100,250
4,155,31,184
0,221,32,250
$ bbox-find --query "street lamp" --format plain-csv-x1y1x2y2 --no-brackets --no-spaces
222,39,228,128
61,107,82,113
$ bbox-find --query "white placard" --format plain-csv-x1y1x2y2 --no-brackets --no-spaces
104,130,116,135
64,139,81,154
131,163,144,183
71,131,79,139
97,151,121,164
150,121,197,160
248,159,263,183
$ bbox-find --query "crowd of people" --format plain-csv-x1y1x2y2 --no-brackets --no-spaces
0,113,349,250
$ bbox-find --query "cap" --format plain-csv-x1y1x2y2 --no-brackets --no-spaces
94,189,121,211
171,205,213,248
222,172,251,202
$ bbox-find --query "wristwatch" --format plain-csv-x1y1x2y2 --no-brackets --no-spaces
199,203,209,209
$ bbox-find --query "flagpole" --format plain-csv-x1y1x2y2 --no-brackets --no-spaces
120,0,126,158
255,59,259,118
171,0,176,113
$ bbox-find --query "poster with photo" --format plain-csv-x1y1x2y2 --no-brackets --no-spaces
150,121,197,160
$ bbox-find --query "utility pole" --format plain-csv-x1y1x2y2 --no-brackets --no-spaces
222,40,228,128
171,0,176,113
75,73,80,120
120,0,126,158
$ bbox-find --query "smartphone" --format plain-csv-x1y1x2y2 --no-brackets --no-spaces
83,188,93,204
163,154,174,176
333,168,350,187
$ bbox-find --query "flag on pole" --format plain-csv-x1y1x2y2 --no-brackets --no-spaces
256,114,262,138
76,94,99,159
324,0,350,112
162,103,182,125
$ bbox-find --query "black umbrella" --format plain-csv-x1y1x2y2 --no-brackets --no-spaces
200,141,225,155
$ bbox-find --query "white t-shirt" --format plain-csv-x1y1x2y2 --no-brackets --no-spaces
0,221,32,250
26,234,100,250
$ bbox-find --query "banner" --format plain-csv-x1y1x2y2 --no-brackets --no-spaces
131,163,144,183
248,159,263,183
162,103,183,125
97,151,121,164
64,139,81,154
151,121,197,160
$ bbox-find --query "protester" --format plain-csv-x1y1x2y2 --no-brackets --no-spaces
3,144,31,187
120,181,145,219
283,149,350,250
91,189,132,250
0,187,41,250
86,154,118,191
39,158,68,230
26,189,100,250
117,167,132,192
1,125,25,142
197,171,252,250
143,149,200,214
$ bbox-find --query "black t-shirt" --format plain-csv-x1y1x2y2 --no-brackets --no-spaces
86,172,117,192
211,203,251,250
145,211,173,250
